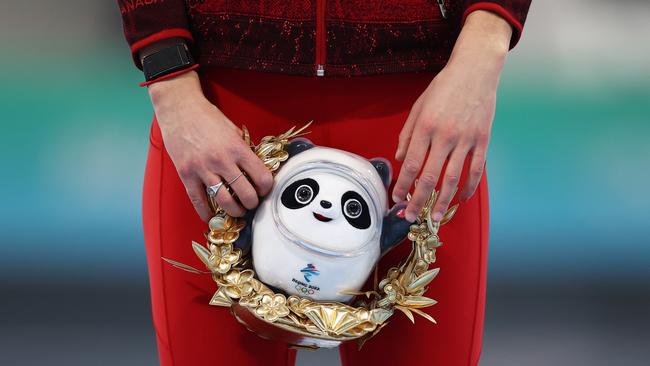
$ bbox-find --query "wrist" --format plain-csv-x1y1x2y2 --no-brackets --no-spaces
148,70,204,113
449,10,511,71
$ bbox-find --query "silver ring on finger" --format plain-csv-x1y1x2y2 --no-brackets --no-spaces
206,181,224,198
226,171,244,186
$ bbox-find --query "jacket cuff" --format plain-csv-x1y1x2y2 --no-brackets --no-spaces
130,28,194,69
461,2,528,49
118,0,193,69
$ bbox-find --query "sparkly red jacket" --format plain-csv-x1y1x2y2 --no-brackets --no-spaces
118,1,531,77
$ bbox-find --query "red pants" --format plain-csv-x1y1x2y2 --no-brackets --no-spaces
143,68,489,366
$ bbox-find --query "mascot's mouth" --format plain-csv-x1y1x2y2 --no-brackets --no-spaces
313,212,333,222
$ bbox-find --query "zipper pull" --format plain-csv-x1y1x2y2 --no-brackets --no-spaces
436,0,448,19
316,64,325,77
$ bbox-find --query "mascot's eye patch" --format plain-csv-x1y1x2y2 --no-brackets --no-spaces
341,191,370,229
281,178,319,209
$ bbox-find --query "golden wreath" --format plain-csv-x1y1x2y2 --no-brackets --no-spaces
164,123,458,349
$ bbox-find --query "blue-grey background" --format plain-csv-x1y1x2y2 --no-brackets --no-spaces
0,1,649,365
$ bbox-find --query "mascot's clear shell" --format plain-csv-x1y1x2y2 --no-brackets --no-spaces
252,145,391,302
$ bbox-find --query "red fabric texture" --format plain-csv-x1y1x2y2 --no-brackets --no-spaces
461,1,526,48
118,0,531,76
142,67,489,365
139,64,199,87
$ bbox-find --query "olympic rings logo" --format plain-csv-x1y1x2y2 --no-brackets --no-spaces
295,284,316,295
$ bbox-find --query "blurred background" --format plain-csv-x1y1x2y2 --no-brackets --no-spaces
0,1,648,365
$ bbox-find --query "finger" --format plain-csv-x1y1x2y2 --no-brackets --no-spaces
404,142,452,222
459,145,487,202
395,101,422,161
431,145,469,222
237,149,274,196
185,177,217,222
202,172,246,217
223,167,259,211
391,125,431,203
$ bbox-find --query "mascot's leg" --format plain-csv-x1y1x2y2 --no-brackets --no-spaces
309,73,490,366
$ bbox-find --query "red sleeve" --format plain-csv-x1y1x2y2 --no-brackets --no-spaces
457,1,532,49
118,0,194,69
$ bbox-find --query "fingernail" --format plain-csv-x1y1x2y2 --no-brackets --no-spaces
392,194,402,203
432,212,443,222
405,212,416,222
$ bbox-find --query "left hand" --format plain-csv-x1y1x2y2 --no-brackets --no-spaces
391,10,513,222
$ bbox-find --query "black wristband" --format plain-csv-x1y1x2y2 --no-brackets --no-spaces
142,43,195,82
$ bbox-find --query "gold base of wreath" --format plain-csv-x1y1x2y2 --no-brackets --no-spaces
163,123,458,349
231,303,355,349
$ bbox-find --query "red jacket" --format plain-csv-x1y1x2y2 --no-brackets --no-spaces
118,1,531,77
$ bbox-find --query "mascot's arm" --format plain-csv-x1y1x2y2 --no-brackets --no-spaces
380,202,411,256
233,208,256,255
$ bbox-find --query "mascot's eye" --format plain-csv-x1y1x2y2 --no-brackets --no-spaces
344,199,362,218
295,185,314,204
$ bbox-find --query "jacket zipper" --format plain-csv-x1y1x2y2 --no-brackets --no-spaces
315,0,326,76
436,0,448,19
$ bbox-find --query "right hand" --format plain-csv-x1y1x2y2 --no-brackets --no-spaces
148,71,274,222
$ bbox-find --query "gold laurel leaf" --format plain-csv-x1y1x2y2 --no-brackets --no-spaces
409,308,437,324
440,203,458,225
209,288,233,307
406,268,440,292
303,306,361,335
399,258,417,287
161,258,211,274
400,296,437,308
192,241,211,268
368,308,393,325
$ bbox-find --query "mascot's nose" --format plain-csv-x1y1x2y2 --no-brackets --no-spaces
320,200,332,209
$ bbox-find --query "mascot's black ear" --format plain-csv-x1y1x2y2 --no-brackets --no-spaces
286,138,314,158
370,158,392,188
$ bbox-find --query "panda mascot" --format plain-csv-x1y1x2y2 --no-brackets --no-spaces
234,140,411,302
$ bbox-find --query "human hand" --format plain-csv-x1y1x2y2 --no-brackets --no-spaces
148,71,274,222
391,10,513,222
